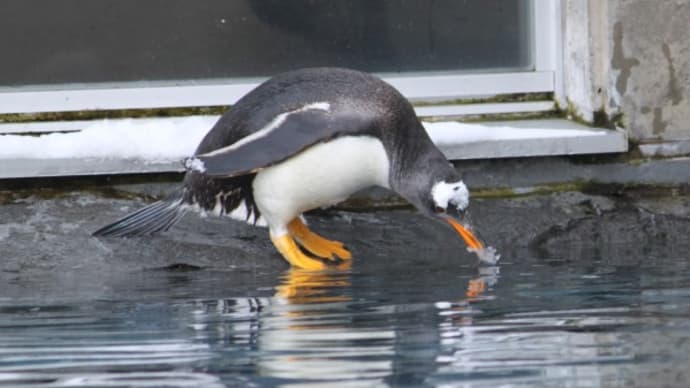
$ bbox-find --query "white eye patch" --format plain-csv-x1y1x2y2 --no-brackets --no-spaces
431,180,469,210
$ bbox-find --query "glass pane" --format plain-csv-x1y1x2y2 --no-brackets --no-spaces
0,0,532,87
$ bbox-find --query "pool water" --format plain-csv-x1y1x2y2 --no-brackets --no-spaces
2,241,689,387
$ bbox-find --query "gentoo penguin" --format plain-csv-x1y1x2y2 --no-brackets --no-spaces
93,67,486,269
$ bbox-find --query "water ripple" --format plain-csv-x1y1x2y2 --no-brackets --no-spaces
1,251,689,387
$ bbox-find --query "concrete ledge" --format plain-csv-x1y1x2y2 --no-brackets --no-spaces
639,140,690,158
458,156,690,189
434,119,627,160
0,158,182,179
0,118,627,179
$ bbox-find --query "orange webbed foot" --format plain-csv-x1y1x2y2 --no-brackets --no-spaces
287,218,352,261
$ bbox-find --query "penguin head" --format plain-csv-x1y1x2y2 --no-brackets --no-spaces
425,178,484,251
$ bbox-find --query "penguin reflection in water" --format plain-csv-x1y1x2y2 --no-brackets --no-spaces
94,68,494,269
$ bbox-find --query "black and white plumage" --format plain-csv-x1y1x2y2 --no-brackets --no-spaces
93,67,486,269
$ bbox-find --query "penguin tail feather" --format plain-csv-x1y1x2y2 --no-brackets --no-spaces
92,190,187,237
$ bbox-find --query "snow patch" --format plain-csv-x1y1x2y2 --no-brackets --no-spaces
0,116,215,161
0,116,607,161
425,121,608,144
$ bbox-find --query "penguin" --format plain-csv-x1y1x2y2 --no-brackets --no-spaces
93,67,486,270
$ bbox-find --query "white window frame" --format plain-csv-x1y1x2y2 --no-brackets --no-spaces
0,0,560,116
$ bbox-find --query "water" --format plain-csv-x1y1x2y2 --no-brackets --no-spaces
2,191,690,386
2,245,689,387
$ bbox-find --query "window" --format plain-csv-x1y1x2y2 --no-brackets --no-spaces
0,0,627,178
0,0,552,112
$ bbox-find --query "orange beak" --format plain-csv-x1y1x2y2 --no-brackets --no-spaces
444,217,484,250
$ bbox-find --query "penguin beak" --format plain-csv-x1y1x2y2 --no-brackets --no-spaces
441,208,485,250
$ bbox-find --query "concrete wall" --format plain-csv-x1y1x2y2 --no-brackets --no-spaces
564,0,690,142
609,0,690,141
560,1,610,126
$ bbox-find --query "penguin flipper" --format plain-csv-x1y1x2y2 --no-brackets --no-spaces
184,107,373,178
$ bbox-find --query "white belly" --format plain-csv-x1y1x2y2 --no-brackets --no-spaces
252,136,390,234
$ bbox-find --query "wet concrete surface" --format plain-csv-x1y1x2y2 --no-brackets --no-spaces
2,185,690,282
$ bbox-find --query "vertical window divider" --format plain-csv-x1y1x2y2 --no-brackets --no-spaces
533,0,564,100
